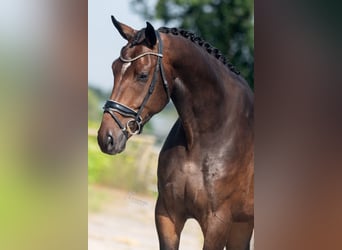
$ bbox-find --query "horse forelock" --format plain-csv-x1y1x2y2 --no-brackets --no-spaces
119,30,146,59
130,29,147,47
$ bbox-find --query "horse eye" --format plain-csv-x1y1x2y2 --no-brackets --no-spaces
137,72,148,82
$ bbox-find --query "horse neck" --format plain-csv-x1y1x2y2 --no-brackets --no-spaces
164,34,254,150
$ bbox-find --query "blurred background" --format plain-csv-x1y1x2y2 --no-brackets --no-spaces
0,1,88,249
88,0,253,249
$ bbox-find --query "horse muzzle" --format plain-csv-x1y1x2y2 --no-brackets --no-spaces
97,125,127,155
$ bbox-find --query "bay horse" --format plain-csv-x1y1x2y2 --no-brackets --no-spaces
97,16,254,250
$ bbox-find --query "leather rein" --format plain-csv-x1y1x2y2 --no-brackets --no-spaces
103,31,170,138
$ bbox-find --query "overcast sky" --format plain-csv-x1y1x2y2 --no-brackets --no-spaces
88,0,162,91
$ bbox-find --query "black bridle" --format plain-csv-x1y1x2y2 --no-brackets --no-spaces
103,31,170,138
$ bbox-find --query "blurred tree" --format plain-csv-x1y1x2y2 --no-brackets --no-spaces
131,0,254,89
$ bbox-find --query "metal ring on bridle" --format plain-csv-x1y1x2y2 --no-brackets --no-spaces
126,119,142,135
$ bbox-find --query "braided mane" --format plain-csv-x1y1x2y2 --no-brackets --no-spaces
158,27,240,75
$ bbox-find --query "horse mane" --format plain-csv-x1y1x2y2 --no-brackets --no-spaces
130,26,240,75
157,27,240,75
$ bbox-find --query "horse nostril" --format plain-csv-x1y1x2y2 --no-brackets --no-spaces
107,135,114,146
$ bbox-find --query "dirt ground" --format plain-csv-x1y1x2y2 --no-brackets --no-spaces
88,187,203,250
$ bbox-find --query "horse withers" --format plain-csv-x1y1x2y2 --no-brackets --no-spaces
97,16,254,250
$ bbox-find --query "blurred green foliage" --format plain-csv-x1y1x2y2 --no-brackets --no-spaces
88,85,108,123
88,133,158,194
131,0,254,89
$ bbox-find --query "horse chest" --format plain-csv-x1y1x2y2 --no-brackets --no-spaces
163,170,208,217
163,159,230,215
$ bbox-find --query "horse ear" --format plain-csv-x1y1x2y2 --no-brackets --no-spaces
145,22,157,47
111,16,136,41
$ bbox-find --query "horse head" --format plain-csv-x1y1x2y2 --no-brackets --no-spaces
97,17,170,155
